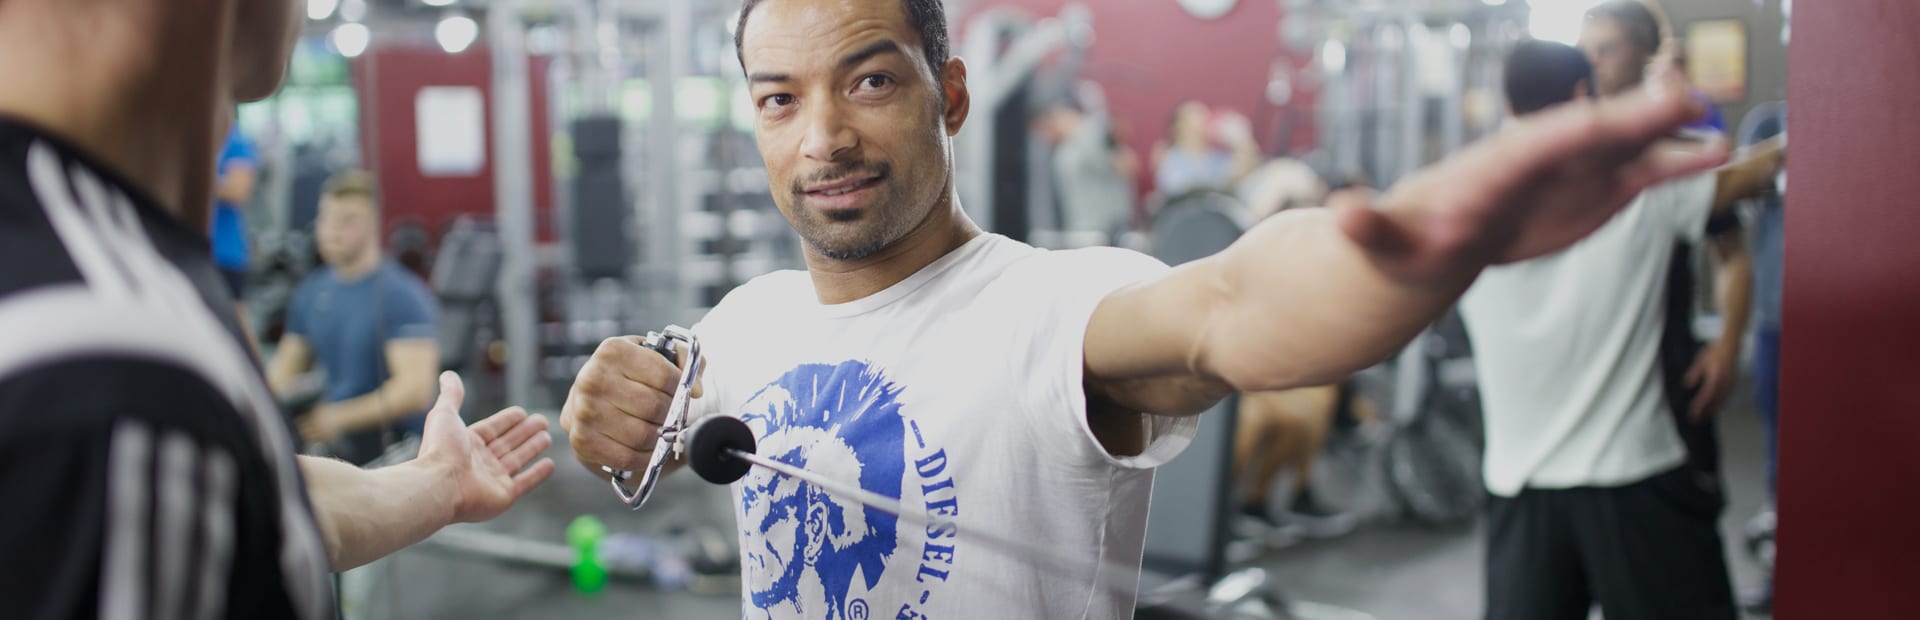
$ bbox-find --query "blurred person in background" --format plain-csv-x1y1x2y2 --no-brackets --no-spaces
1034,81,1135,246
211,126,258,331
1153,100,1260,197
1584,0,1773,498
267,171,442,466
1235,384,1376,538
1463,38,1780,619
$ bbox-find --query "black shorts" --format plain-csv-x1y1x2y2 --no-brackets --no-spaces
1485,467,1736,620
219,266,246,298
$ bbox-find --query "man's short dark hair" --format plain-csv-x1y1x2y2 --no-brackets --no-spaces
1586,0,1666,56
321,169,379,213
734,0,950,78
1504,40,1596,116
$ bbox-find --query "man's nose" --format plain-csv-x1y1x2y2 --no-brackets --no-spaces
799,99,857,163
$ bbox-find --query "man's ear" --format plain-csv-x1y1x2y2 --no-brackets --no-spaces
940,57,971,137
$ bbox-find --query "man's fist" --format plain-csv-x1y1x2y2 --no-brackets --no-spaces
558,336,700,476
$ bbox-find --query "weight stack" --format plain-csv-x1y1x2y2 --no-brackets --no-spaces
570,116,632,281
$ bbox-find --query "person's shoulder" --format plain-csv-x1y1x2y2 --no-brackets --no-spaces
982,244,1169,307
0,201,83,299
0,356,244,435
0,136,85,298
381,261,434,294
1636,171,1719,226
1002,245,1169,283
0,286,262,444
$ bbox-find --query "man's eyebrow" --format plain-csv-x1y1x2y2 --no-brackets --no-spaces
839,40,904,71
745,40,903,83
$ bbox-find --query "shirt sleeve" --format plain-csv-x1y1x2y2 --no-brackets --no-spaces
995,247,1199,470
1648,172,1720,243
219,134,259,174
381,275,439,342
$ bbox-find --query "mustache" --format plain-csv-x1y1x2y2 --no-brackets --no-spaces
790,160,891,196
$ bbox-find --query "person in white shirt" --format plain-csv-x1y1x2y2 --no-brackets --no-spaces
559,0,1732,617
1463,39,1783,620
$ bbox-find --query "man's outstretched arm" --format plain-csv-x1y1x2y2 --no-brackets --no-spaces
302,372,555,570
1083,68,1731,418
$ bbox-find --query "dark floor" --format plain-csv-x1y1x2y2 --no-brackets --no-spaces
348,388,1775,620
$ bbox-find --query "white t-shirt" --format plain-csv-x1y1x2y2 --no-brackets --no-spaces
689,234,1196,619
1461,174,1717,497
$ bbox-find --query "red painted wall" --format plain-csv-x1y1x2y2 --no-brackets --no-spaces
955,1,1314,195
351,45,555,246
1777,0,1920,616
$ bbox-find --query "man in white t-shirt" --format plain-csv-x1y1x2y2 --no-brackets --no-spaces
558,0,1731,616
1463,39,1784,620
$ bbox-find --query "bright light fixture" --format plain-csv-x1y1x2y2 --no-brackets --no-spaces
1321,40,1346,75
422,0,457,7
436,15,479,54
307,0,339,21
331,23,370,58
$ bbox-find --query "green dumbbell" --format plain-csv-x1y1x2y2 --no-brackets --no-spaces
567,515,609,594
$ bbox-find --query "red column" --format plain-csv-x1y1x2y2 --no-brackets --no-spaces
1777,1,1920,616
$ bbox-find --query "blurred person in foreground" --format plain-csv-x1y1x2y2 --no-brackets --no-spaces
0,0,555,617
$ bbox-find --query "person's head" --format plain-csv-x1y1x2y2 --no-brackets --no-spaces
0,0,299,221
227,1,302,104
0,0,298,115
1169,101,1212,150
737,361,906,615
1504,40,1596,117
733,0,968,263
1580,0,1666,97
1033,102,1084,145
315,171,382,268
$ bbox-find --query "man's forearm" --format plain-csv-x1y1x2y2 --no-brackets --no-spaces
1712,240,1754,353
300,455,456,570
1200,208,1475,391
1712,140,1784,213
266,365,296,396
314,376,434,433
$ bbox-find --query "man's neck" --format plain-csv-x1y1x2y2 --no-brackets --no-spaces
0,3,230,230
803,194,983,305
333,252,384,282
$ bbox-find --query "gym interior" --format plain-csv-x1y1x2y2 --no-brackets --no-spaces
68,0,1916,618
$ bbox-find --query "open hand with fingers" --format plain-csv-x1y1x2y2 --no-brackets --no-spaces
1334,66,1732,284
416,371,559,524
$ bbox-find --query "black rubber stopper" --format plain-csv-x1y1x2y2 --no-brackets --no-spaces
685,415,756,485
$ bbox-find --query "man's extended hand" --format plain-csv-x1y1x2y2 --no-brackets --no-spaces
1686,340,1740,421
1336,66,1732,283
416,372,557,524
